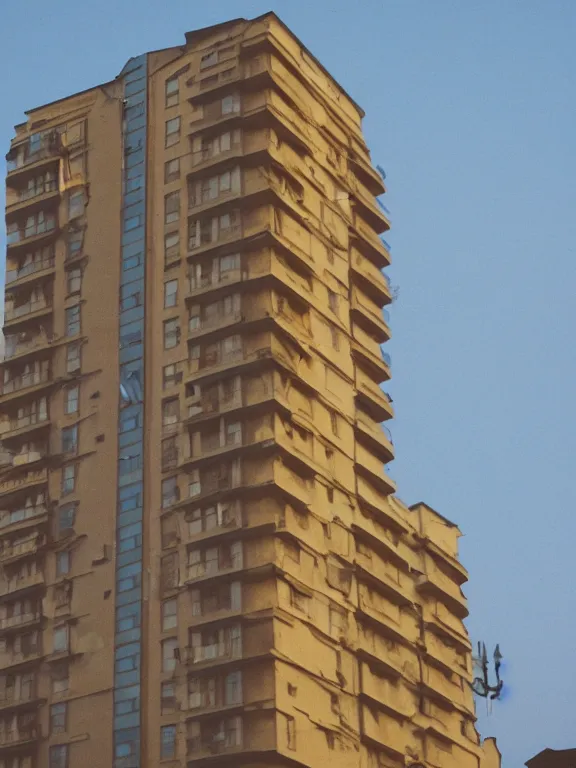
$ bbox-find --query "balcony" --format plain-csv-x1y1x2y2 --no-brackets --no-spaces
0,369,51,400
0,535,44,566
350,251,392,307
5,254,55,289
6,180,59,218
0,723,40,750
188,307,243,341
0,572,45,600
0,644,43,672
0,612,42,635
355,370,394,423
3,331,54,363
351,293,391,344
0,472,47,502
415,557,469,619
184,635,242,667
355,413,394,464
351,339,391,384
6,214,58,253
350,213,391,268
6,130,61,180
0,504,48,535
350,180,391,234
0,408,48,442
3,297,52,329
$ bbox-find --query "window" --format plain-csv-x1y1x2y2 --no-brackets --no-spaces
64,385,79,414
161,681,177,713
330,326,339,351
165,231,180,264
165,117,181,147
328,289,339,315
162,599,178,631
50,702,67,734
68,190,84,219
290,587,309,614
51,662,69,694
162,638,178,672
226,421,241,446
165,158,180,183
164,280,178,308
56,551,71,577
222,94,240,115
225,670,242,705
58,503,76,533
66,342,81,373
65,305,81,336
66,267,82,294
329,605,346,638
67,229,83,259
162,398,180,430
163,363,182,389
50,745,68,768
53,625,69,653
165,77,180,108
200,50,218,69
61,425,78,455
61,463,76,495
165,191,180,225
220,253,240,275
286,715,296,750
164,318,180,350
161,725,177,759
162,476,179,509
330,410,339,436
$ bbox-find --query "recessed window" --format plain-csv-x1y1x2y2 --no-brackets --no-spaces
330,326,339,351
53,625,69,653
164,231,180,264
61,425,78,455
162,637,178,672
66,342,81,373
165,191,180,225
58,503,76,533
162,599,178,631
50,702,67,734
68,190,84,219
51,661,69,694
66,267,82,295
49,744,68,768
222,94,240,115
65,305,81,336
200,50,218,69
163,318,180,350
67,229,83,260
328,289,339,315
162,476,179,509
64,385,79,415
56,551,71,576
161,725,177,759
330,410,338,436
61,464,77,496
161,681,177,713
165,77,180,108
164,279,178,308
165,117,181,148
162,363,181,389
165,158,180,183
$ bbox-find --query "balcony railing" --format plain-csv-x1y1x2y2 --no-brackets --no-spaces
0,725,40,746
381,238,391,252
17,179,58,203
5,257,55,286
0,613,41,631
0,370,50,396
0,537,42,563
0,505,47,531
186,637,241,664
381,351,391,367
4,299,50,323
7,218,56,246
4,334,52,361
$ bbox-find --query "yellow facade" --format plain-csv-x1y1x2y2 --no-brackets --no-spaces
1,12,499,768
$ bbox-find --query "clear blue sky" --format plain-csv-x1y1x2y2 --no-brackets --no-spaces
1,1,575,764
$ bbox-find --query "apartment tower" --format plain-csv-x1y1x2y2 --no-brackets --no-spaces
1,13,497,768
